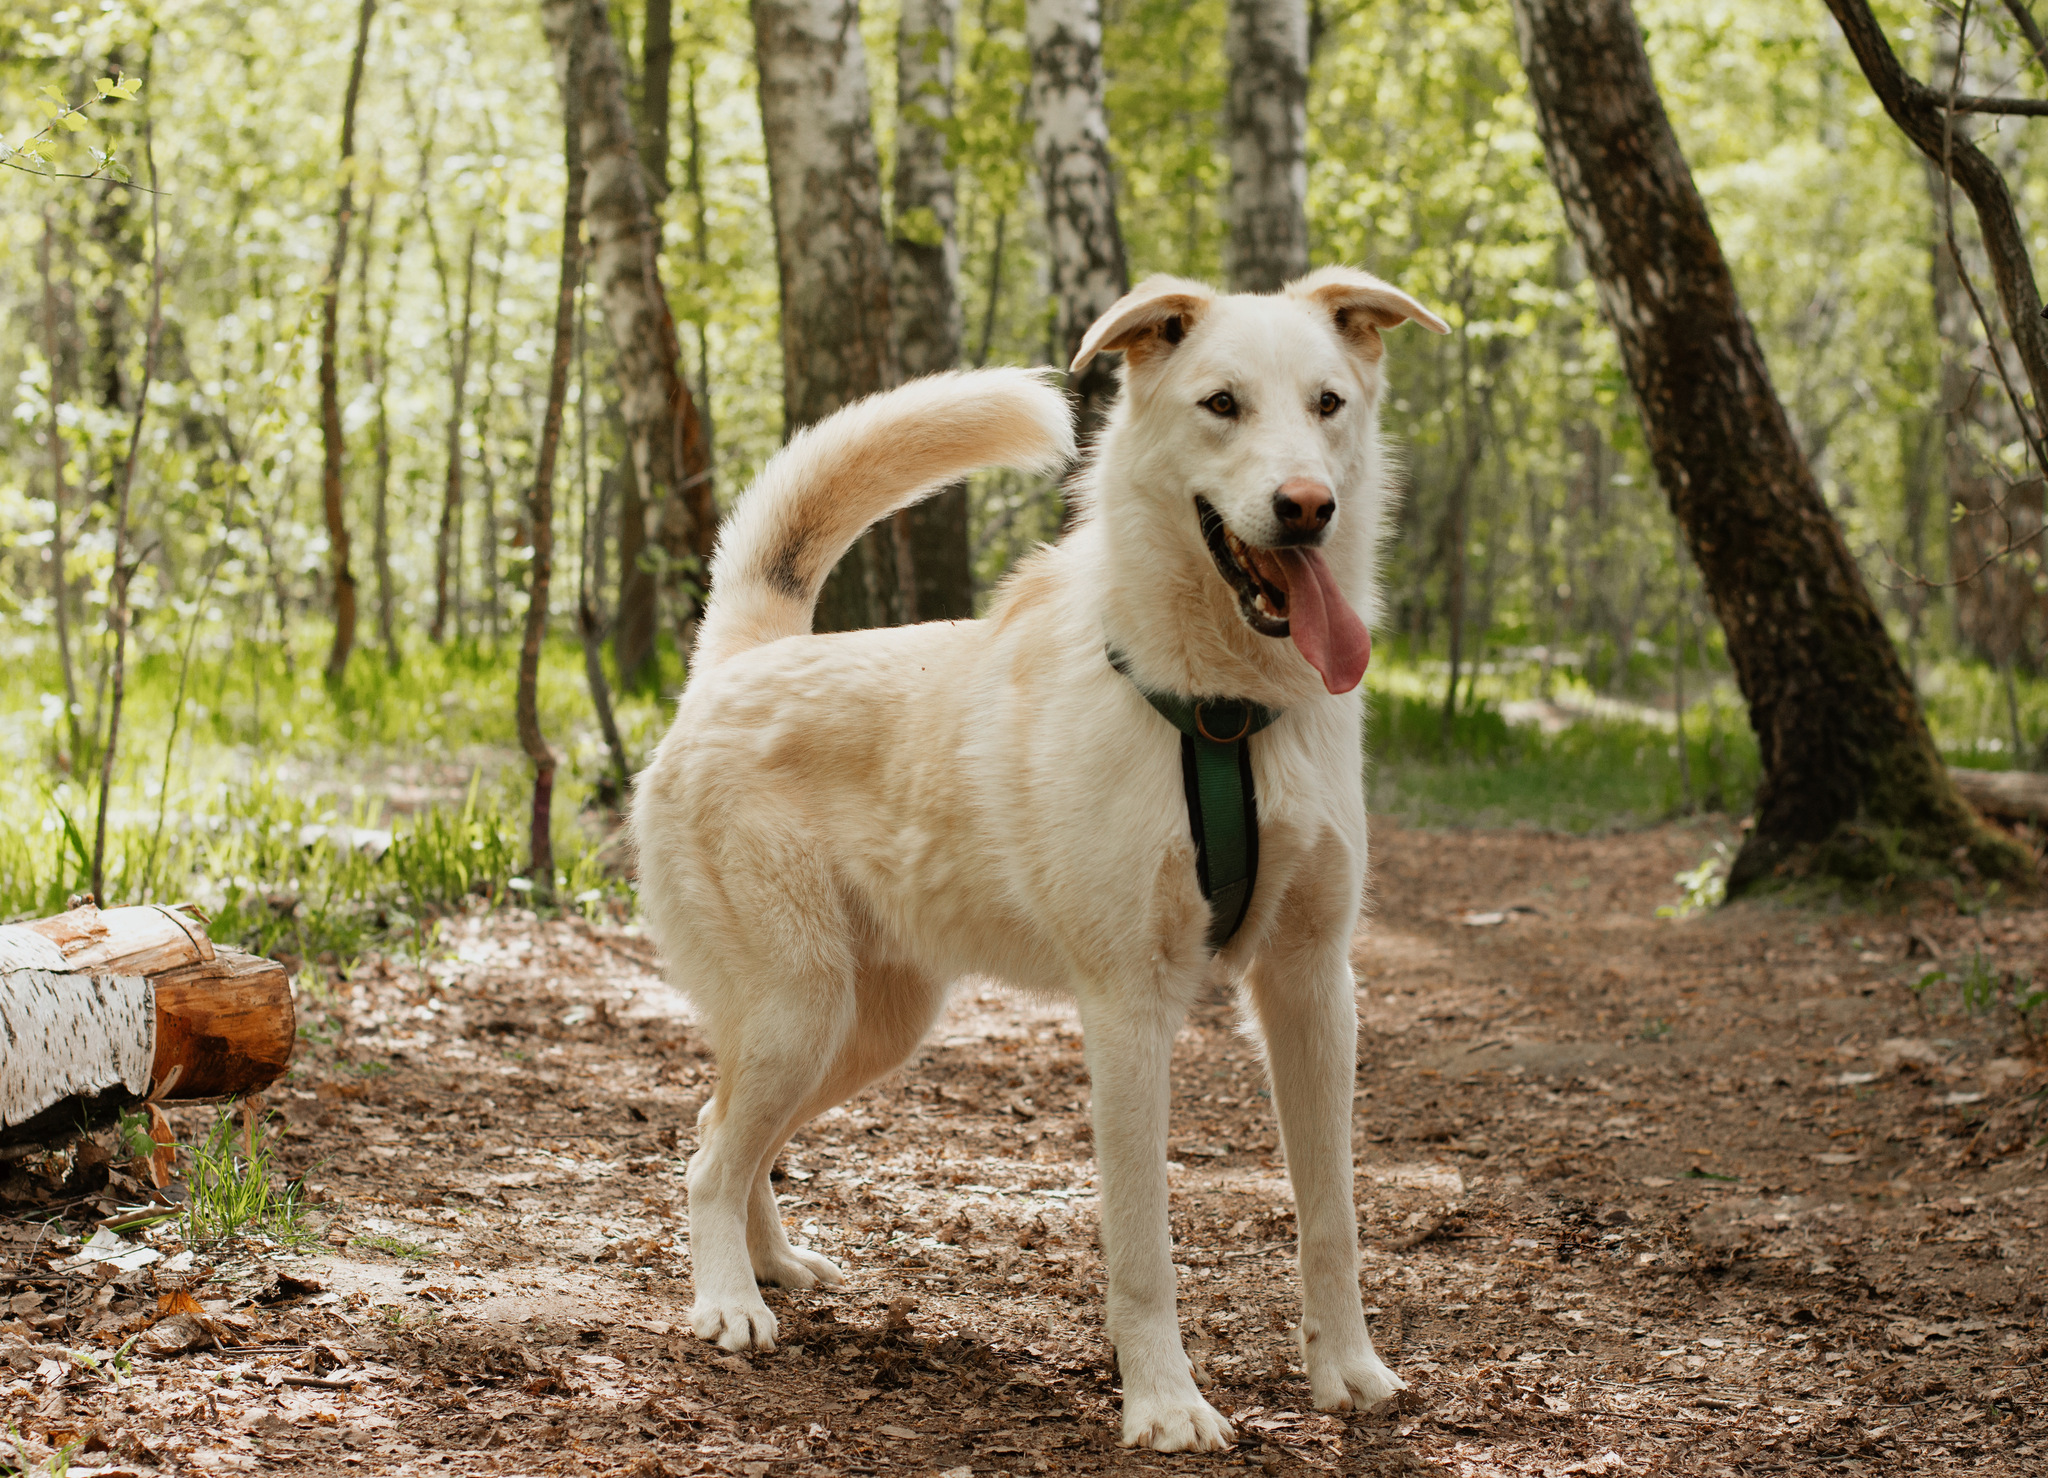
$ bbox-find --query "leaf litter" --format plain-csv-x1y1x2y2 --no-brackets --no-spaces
2,817,2044,1474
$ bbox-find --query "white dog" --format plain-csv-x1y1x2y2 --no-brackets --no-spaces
631,268,1447,1451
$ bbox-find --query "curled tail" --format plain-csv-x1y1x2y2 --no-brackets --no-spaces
691,368,1075,672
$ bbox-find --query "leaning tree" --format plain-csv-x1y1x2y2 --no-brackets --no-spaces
1507,0,2032,894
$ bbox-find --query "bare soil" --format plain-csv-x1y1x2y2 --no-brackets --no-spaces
5,817,2046,1477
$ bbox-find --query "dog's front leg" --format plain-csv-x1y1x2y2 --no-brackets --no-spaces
1247,942,1406,1411
1079,993,1234,1452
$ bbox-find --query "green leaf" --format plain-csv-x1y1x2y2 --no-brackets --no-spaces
59,112,89,132
894,205,945,248
96,76,117,97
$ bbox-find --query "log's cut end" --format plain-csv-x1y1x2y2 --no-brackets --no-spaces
151,951,296,1101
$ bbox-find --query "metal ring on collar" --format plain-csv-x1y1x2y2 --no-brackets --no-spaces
1194,701,1254,744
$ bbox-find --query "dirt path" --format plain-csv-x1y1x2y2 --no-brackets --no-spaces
4,819,2045,1476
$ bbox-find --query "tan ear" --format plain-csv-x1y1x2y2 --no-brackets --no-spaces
1287,266,1450,358
1069,275,1219,375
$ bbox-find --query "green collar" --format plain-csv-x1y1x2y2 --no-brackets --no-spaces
1107,647,1282,950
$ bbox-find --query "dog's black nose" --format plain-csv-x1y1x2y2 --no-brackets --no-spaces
1273,479,1335,537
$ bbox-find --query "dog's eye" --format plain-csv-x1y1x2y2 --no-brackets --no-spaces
1319,391,1345,418
1201,392,1238,419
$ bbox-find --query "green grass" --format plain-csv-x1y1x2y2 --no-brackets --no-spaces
0,631,653,957
183,1106,316,1249
1365,657,1762,832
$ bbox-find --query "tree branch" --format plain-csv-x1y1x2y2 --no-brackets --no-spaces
1824,0,2048,459
2002,0,2048,82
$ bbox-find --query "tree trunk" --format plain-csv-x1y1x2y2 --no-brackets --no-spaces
1507,0,2031,893
91,116,163,910
525,8,589,900
430,222,477,642
577,303,630,805
894,0,973,621
1920,21,2048,673
366,195,402,667
614,448,658,682
1935,168,2047,672
320,0,375,680
753,0,900,632
1223,0,1310,293
476,235,507,643
433,224,480,645
39,208,83,770
1027,0,1128,458
640,0,673,203
609,0,674,688
541,0,715,668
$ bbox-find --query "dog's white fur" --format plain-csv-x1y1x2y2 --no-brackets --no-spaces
632,269,1447,1452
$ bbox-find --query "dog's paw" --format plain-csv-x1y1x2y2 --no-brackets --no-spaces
690,1295,778,1353
1120,1390,1235,1452
753,1245,845,1289
1306,1348,1406,1412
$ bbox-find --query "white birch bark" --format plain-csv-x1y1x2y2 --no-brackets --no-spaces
539,0,715,632
1225,0,1311,292
893,0,973,620
753,0,899,630
1027,0,1128,445
0,971,155,1133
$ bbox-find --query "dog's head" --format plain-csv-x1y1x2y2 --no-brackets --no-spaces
1073,268,1446,697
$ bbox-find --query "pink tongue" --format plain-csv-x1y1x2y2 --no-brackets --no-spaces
1273,548,1371,694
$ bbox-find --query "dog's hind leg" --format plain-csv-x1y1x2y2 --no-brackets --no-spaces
1245,906,1405,1412
1078,988,1235,1453
743,959,948,1289
686,966,856,1353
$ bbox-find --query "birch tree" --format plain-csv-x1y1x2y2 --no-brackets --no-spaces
754,0,900,631
1223,0,1310,292
894,0,972,621
1027,0,1128,449
540,0,715,680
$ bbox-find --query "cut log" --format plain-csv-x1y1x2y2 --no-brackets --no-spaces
0,903,295,1151
1949,767,2048,825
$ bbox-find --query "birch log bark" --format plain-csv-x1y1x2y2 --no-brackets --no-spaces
540,0,714,683
1507,0,2031,893
754,0,900,632
1224,0,1310,293
893,0,972,621
1027,0,1128,457
319,0,376,679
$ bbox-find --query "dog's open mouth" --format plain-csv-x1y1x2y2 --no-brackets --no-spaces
1198,496,1293,637
1194,495,1374,695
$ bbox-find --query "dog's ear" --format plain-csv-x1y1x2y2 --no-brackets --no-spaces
1070,275,1218,375
1288,266,1449,361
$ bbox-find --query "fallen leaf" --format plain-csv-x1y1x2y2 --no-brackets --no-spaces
136,1312,209,1356
50,1228,160,1274
877,1424,920,1440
